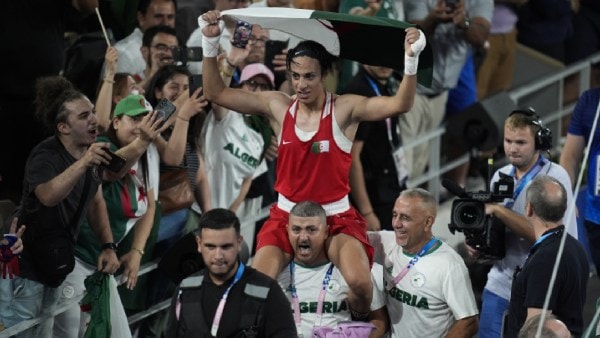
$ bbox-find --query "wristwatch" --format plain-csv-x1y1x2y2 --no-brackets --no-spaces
101,242,118,251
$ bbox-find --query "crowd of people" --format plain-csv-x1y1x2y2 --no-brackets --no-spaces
0,0,599,337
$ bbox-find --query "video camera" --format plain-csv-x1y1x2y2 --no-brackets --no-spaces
172,46,203,66
443,168,514,261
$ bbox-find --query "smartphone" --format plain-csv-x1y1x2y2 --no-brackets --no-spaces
104,149,126,173
264,39,289,72
264,39,289,89
155,98,177,127
231,20,253,49
173,46,204,65
189,74,203,97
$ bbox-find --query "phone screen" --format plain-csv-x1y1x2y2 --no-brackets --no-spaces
231,20,253,49
155,98,177,126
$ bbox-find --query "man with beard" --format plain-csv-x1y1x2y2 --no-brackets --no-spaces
139,25,179,86
165,208,296,337
277,201,389,337
0,76,122,338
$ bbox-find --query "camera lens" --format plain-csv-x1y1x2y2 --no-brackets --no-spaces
452,200,485,230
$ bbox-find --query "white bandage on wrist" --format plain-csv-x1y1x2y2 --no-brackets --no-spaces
404,29,426,76
198,16,222,58
404,54,418,76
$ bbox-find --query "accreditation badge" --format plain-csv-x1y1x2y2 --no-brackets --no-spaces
392,146,409,187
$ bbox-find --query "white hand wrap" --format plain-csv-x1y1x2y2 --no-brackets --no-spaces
404,30,426,76
198,16,223,58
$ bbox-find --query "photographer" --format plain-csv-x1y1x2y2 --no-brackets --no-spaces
468,110,578,338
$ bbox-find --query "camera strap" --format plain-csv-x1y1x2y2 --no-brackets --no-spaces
387,237,440,290
506,156,548,209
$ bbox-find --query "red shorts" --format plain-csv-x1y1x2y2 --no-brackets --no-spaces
255,204,374,265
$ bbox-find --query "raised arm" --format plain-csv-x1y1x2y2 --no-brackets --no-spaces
346,27,424,122
199,11,289,130
96,47,119,133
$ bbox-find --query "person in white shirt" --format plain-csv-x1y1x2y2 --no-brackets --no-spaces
368,188,479,337
114,0,176,79
277,201,390,338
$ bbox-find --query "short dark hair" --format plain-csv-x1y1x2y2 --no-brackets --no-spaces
197,208,240,236
142,25,178,47
138,0,178,15
526,176,567,223
290,201,326,220
286,40,335,76
34,76,86,133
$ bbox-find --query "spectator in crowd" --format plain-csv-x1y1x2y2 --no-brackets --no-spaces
202,62,273,251
342,64,405,231
0,76,120,338
144,65,211,246
506,176,588,337
200,9,425,319
53,95,163,338
401,0,492,184
139,25,180,87
278,201,389,337
165,208,296,337
518,313,571,338
469,109,578,338
515,0,572,63
368,188,479,337
476,0,525,100
114,0,176,80
1,0,100,203
560,87,600,278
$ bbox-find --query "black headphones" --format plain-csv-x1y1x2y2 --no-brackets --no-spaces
508,107,553,151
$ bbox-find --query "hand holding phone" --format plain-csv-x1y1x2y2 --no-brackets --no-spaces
231,20,253,49
155,98,177,128
103,148,127,173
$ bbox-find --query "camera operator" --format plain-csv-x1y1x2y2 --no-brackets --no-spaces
468,109,578,338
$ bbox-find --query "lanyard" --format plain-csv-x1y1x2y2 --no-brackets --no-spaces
388,237,439,289
506,156,547,209
529,227,563,256
365,75,396,149
289,261,335,335
211,262,245,337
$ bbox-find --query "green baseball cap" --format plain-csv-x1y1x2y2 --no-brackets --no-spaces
114,94,152,117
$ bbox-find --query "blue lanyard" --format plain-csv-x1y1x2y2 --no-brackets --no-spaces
365,75,396,148
530,227,563,253
211,262,245,336
506,156,547,209
389,237,439,288
289,261,335,332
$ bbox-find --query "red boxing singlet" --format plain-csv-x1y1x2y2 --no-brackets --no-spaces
275,92,352,204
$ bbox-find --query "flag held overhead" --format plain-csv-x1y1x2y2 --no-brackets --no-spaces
219,7,433,87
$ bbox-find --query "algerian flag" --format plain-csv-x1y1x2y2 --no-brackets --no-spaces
220,7,433,87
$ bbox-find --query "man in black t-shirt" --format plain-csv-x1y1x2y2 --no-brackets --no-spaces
506,176,589,338
342,64,404,231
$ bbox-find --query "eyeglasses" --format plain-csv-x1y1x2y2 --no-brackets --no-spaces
248,36,268,46
151,43,177,53
242,80,272,91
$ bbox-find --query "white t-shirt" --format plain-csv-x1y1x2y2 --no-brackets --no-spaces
114,28,146,79
369,231,478,337
277,261,386,338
